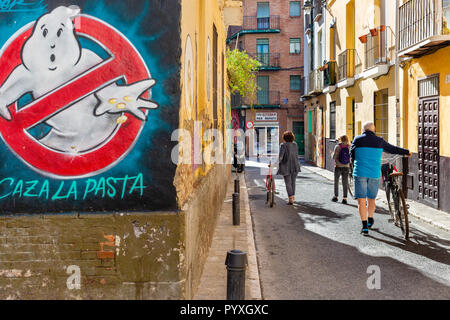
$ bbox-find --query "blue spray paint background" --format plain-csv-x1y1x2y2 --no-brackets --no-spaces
0,0,181,213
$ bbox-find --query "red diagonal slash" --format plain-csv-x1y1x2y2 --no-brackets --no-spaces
14,58,123,129
0,16,151,178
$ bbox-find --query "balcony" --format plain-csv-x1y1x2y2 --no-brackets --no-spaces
398,0,450,57
250,53,280,70
231,91,281,109
361,26,393,79
313,0,323,22
323,60,337,93
227,16,281,41
308,69,323,95
337,49,356,88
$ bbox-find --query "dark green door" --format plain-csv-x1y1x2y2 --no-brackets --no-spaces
293,121,305,156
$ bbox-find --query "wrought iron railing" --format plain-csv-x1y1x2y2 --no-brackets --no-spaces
364,27,391,69
399,0,445,51
243,15,280,31
257,90,280,105
231,91,281,107
251,53,281,68
323,60,337,87
337,49,356,82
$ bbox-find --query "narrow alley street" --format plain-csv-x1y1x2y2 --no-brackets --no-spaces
245,159,450,299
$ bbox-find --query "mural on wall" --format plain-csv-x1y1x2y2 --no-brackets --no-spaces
0,0,181,213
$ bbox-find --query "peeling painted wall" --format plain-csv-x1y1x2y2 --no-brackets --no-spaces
0,0,233,300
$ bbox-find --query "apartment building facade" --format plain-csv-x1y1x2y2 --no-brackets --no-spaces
303,0,401,170
398,0,450,213
228,0,305,157
303,0,450,214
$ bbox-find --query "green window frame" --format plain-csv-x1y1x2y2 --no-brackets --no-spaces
289,1,301,17
290,75,301,91
290,38,301,54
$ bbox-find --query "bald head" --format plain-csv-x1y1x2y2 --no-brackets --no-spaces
363,121,375,133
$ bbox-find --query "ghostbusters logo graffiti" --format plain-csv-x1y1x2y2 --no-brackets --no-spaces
0,6,158,178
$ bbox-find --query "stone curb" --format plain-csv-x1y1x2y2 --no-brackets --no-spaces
239,172,263,300
303,165,450,234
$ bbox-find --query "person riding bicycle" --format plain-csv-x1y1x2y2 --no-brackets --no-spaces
331,135,351,204
350,122,411,236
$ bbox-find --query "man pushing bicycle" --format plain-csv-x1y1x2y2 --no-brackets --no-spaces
350,122,411,236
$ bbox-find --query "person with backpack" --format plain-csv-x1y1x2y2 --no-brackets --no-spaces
331,135,350,204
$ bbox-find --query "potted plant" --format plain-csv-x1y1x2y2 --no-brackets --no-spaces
319,63,328,71
359,34,368,43
380,25,386,32
370,28,378,36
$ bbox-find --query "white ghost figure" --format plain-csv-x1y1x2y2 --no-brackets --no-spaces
0,6,158,153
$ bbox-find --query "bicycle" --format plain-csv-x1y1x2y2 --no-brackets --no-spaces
348,162,354,198
266,161,275,208
382,154,410,240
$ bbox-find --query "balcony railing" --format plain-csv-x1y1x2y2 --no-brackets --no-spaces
323,61,337,87
399,0,450,53
338,49,356,82
243,16,280,31
364,27,392,69
308,69,323,94
257,90,280,106
251,53,281,69
231,91,281,108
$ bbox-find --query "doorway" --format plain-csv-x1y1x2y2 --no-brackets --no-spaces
418,75,440,208
293,121,305,156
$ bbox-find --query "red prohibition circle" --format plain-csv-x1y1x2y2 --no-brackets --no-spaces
0,16,150,179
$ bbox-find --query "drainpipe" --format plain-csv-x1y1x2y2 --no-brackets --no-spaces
395,0,401,147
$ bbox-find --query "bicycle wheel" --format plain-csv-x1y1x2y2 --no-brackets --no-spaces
348,172,354,197
385,184,396,223
398,189,410,240
269,177,275,208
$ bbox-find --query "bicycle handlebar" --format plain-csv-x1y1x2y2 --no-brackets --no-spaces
381,154,406,164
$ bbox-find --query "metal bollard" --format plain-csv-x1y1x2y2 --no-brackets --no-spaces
232,192,240,226
225,250,247,300
234,178,240,193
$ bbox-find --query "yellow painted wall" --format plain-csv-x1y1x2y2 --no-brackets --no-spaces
323,0,400,146
177,0,235,204
405,46,450,157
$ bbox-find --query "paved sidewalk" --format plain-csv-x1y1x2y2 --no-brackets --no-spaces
305,164,450,233
194,172,262,300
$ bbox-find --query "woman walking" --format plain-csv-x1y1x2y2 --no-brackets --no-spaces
277,131,301,205
331,135,351,204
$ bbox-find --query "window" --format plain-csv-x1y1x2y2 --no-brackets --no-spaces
257,2,270,29
257,39,269,66
257,76,269,104
289,1,301,17
290,75,301,91
290,38,301,54
330,101,336,139
330,26,336,61
374,89,389,141
257,2,270,17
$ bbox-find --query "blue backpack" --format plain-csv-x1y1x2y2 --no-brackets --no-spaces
338,144,350,165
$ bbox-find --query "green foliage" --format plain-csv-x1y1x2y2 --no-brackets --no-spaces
226,48,261,104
